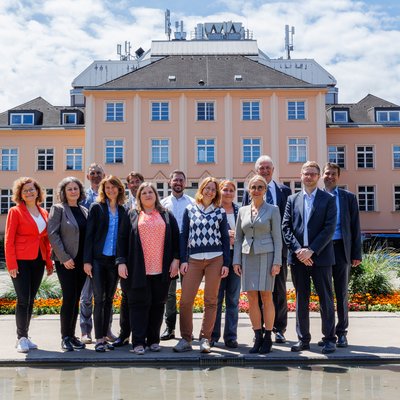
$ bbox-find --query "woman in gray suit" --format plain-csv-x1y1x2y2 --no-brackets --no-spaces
233,175,282,354
48,177,88,352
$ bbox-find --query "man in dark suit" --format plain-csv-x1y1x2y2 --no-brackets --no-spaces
282,161,337,354
321,162,362,347
242,155,291,343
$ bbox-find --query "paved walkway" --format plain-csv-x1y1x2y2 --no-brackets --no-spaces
1,311,399,366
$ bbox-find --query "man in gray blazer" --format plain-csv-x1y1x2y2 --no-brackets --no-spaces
321,162,362,347
282,161,337,354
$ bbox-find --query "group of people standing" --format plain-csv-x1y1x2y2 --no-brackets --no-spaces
4,154,361,356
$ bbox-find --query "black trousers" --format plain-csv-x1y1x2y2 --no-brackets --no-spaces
332,240,350,335
273,257,288,333
291,261,335,343
55,260,87,338
92,256,119,339
12,254,45,339
126,274,170,347
118,288,131,339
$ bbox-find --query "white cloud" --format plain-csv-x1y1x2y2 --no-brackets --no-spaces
0,0,399,111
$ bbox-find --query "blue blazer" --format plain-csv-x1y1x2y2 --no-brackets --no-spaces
282,188,337,267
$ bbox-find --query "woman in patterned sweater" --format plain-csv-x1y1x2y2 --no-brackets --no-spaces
174,177,230,354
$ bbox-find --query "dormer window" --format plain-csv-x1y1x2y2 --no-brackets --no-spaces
10,113,34,125
376,109,400,123
332,110,348,123
62,112,77,125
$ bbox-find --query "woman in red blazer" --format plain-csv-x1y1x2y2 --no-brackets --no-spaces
5,177,53,353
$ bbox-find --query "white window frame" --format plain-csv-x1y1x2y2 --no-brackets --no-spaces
288,137,308,163
105,101,125,122
241,100,261,121
0,189,14,214
356,145,375,169
358,185,376,212
0,147,18,171
393,145,400,169
287,100,306,120
394,185,400,212
62,112,77,125
10,113,34,125
196,101,215,121
376,110,400,123
242,137,261,163
37,148,54,171
236,181,245,204
151,101,170,121
196,138,216,163
65,147,83,171
156,182,169,198
44,188,54,211
328,145,346,168
150,138,170,164
105,139,124,164
333,110,348,123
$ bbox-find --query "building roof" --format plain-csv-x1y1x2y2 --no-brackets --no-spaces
0,97,84,128
326,94,400,125
91,55,318,91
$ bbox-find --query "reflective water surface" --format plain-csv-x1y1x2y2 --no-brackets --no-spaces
0,364,399,399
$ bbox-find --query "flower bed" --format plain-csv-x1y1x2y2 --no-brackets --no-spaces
1,288,400,315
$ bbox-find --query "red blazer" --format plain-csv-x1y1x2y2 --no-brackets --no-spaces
5,203,53,272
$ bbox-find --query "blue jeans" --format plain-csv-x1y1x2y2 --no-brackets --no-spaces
211,263,241,342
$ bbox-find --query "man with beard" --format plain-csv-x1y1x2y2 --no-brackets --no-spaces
160,170,194,340
242,155,291,344
125,171,144,210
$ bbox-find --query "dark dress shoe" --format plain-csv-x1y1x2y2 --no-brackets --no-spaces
291,341,310,352
69,336,86,349
113,337,129,347
160,328,175,341
275,332,286,343
322,341,336,354
337,335,348,348
61,337,74,352
317,339,324,347
225,339,238,349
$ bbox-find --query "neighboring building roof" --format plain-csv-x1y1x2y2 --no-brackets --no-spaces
91,55,318,91
0,96,84,127
326,94,400,125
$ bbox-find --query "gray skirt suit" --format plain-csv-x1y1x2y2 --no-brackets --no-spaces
233,202,282,291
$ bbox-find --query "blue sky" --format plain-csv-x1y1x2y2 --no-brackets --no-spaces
1,0,400,110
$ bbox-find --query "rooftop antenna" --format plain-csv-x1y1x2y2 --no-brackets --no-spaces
117,41,132,60
165,9,171,41
285,25,295,59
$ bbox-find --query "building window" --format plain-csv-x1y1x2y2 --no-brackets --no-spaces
288,138,307,163
106,102,124,122
105,140,124,164
376,110,400,123
62,113,77,125
242,138,261,163
242,101,260,120
44,189,54,211
1,148,18,171
37,148,54,171
288,101,305,120
151,139,169,164
0,189,14,214
197,102,215,121
394,186,400,212
151,102,169,121
393,145,400,169
358,186,376,211
156,182,169,198
333,110,348,123
328,145,346,168
197,139,215,163
294,181,302,193
236,181,245,204
66,148,83,170
357,146,374,169
10,113,34,125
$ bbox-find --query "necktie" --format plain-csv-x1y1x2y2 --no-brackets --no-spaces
266,186,274,204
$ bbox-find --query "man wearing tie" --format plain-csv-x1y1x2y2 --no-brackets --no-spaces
321,162,362,347
242,155,291,343
282,161,337,354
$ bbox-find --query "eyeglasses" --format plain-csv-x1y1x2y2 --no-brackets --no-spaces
250,185,266,191
22,188,37,194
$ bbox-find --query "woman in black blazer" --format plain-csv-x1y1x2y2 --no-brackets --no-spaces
48,177,88,352
117,182,180,355
83,175,126,353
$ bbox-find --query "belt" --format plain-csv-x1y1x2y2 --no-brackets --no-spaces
332,239,343,245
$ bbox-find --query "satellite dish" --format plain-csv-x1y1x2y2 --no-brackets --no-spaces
135,47,145,58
